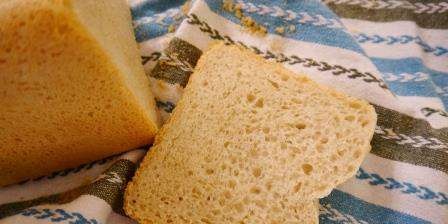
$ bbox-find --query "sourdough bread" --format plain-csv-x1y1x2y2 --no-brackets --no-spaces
0,0,159,186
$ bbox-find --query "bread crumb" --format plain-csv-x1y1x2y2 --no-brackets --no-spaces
222,0,267,36
222,0,234,12
168,24,176,33
241,16,254,27
275,26,285,34
288,25,296,32
234,7,243,18
181,0,192,15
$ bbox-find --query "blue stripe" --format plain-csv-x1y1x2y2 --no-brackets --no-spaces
133,17,181,42
432,73,448,108
356,168,448,206
204,0,365,54
131,0,186,20
372,57,448,108
320,190,431,224
130,0,186,42
354,33,448,57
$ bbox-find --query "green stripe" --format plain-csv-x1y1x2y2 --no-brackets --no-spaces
83,160,136,214
0,185,87,219
326,3,448,29
0,159,137,218
150,37,202,87
371,105,448,173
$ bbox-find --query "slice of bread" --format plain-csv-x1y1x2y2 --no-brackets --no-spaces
124,43,376,223
0,0,159,186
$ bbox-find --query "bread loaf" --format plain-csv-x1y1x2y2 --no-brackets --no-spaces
0,0,159,186
124,43,376,223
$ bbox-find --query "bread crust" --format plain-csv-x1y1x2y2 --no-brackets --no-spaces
0,0,159,186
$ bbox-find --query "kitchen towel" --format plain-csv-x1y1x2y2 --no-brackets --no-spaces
1,0,447,223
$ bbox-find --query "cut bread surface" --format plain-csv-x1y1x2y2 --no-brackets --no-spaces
0,0,159,186
125,43,376,223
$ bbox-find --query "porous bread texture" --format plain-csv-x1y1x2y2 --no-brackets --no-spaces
125,43,376,223
0,0,159,186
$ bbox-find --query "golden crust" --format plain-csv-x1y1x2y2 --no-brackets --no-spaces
0,0,159,186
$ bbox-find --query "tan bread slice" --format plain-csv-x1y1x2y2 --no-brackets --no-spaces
0,0,160,186
124,43,376,223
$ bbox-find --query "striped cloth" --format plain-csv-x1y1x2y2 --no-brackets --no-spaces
1,0,447,223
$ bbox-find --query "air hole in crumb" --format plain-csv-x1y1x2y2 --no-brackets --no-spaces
206,169,214,175
250,186,261,194
265,182,272,191
337,149,345,156
361,120,369,127
353,149,362,159
255,98,264,108
345,115,355,121
201,218,211,223
293,182,302,193
268,79,279,89
223,191,232,199
330,154,338,162
281,142,287,150
291,98,302,104
318,185,327,192
249,148,258,157
202,81,208,86
295,123,306,130
336,132,342,139
229,180,237,189
349,101,362,109
262,127,270,134
302,164,313,175
320,137,328,144
224,141,230,148
252,167,262,178
333,166,339,173
316,144,324,153
281,75,289,81
247,94,255,102
334,116,341,123
347,165,355,172
187,170,194,176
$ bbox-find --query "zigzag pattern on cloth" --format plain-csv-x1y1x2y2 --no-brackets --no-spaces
141,52,162,65
19,208,99,224
354,33,448,56
132,8,182,27
421,107,448,118
356,168,448,206
235,0,345,29
383,72,429,82
156,100,176,113
319,203,369,224
186,13,390,91
16,155,118,185
323,0,448,14
435,84,448,97
375,125,448,152
156,53,195,72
